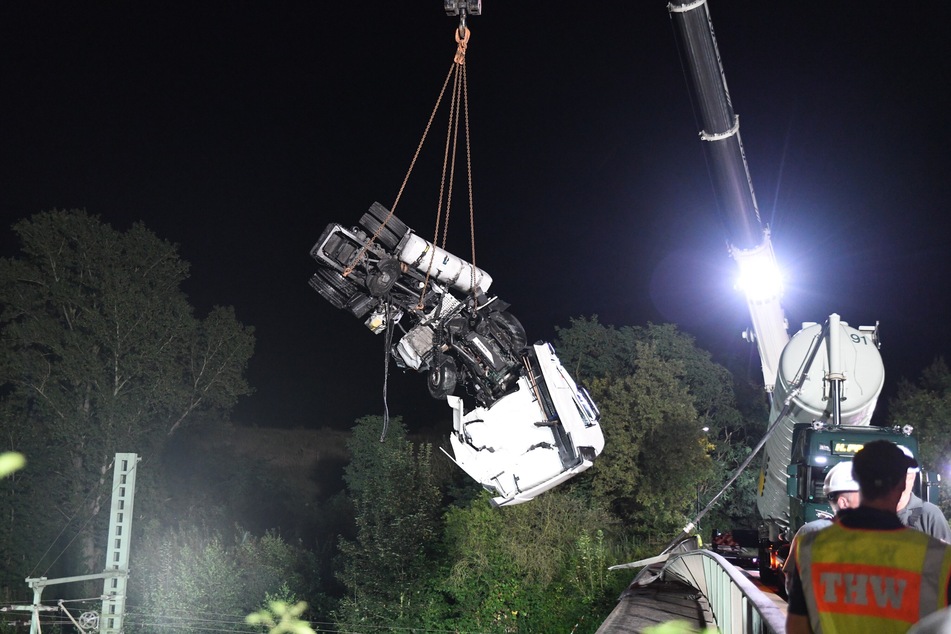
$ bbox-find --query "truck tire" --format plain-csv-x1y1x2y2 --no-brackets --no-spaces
309,271,351,310
360,203,409,251
428,355,458,400
367,258,402,297
492,311,527,351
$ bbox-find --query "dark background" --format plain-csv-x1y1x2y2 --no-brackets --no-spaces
3,2,950,430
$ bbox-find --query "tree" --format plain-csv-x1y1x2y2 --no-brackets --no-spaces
887,357,951,517
554,317,758,536
586,341,713,536
553,315,639,381
127,525,317,633
0,210,254,590
442,490,623,633
334,415,444,629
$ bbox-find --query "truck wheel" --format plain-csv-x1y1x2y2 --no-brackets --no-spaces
321,268,359,294
367,258,402,296
360,203,409,251
428,355,458,400
309,271,350,310
492,311,527,351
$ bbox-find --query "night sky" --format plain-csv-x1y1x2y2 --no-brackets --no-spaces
3,3,951,431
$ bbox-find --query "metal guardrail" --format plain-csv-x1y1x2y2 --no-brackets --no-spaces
660,549,786,634
598,546,786,634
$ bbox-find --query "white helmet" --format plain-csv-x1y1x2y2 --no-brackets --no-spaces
898,445,921,474
823,461,860,496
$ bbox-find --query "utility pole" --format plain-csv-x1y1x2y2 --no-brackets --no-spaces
21,453,140,634
99,452,139,633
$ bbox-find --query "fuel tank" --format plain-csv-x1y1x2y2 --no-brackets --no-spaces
397,233,492,294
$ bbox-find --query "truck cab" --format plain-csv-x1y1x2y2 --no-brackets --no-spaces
784,423,922,535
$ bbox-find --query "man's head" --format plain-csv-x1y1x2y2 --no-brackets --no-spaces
852,440,919,504
823,461,860,512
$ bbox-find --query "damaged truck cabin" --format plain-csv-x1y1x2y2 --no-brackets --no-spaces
309,202,605,505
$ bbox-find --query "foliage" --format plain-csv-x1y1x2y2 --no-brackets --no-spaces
441,490,626,633
554,315,640,381
557,316,767,535
126,525,316,633
555,317,761,538
334,415,445,629
246,601,315,634
0,452,24,478
0,450,25,598
236,532,319,612
572,529,609,604
127,526,244,633
592,342,712,535
0,210,254,589
888,357,951,517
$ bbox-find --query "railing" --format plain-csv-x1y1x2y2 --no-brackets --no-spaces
663,549,785,634
598,548,786,634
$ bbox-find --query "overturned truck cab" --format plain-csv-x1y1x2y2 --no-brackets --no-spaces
309,202,605,505
444,342,604,506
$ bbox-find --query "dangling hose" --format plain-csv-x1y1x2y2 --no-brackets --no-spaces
380,301,397,442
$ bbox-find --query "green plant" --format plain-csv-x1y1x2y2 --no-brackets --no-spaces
0,452,25,478
246,601,315,634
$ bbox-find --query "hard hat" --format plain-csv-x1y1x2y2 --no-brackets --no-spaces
898,445,921,473
823,461,860,496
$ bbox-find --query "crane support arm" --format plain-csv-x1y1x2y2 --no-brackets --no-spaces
669,0,762,249
669,0,789,390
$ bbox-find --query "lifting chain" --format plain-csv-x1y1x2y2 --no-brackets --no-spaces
344,20,479,315
368,9,480,442
417,23,476,311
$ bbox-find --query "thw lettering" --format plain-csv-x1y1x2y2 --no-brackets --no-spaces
819,572,906,607
812,563,920,623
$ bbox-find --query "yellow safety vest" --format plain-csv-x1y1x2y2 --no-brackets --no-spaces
797,523,951,633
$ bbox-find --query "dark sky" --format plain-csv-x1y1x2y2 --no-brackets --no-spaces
3,3,951,430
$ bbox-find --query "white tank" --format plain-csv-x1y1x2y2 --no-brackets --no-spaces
397,233,492,294
757,319,885,528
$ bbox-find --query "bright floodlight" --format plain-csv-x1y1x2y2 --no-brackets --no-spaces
733,246,784,303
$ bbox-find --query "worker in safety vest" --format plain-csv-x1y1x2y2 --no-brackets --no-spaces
786,440,951,634
783,460,861,598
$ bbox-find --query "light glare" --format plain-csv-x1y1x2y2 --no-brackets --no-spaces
735,259,784,303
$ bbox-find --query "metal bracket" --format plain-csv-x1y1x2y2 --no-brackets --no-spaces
444,0,481,17
445,0,481,34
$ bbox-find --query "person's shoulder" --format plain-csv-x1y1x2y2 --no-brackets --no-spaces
796,519,833,536
794,520,832,540
922,531,951,553
839,506,904,530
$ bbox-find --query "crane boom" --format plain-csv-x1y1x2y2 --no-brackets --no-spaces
669,0,760,247
664,2,907,583
579,1,937,600
668,0,789,393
